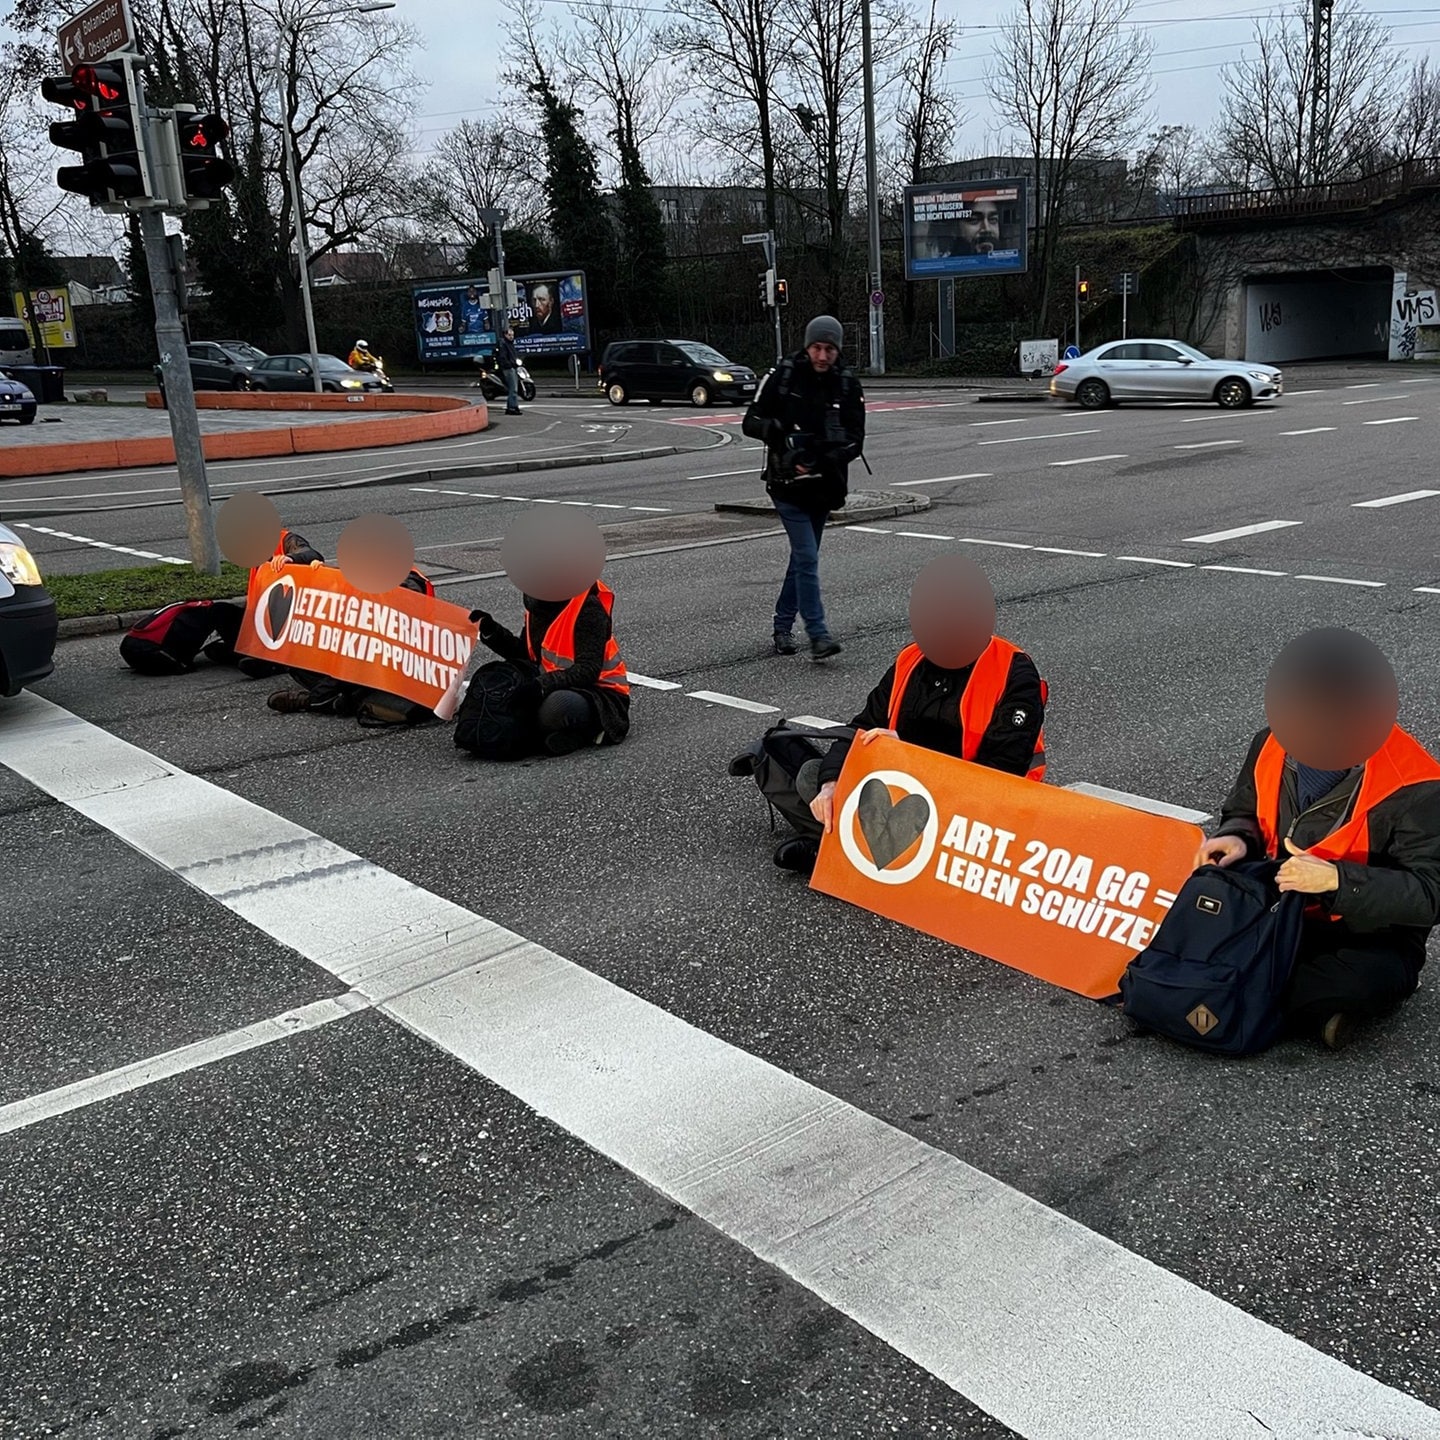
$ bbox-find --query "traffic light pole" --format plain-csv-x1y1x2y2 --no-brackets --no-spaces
1074,263,1081,352
861,0,885,374
137,207,219,575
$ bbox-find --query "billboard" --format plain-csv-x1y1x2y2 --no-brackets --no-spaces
412,271,591,363
13,286,76,348
902,180,1028,280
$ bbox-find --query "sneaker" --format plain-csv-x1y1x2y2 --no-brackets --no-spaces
773,836,820,874
773,633,797,656
505,408,523,416
267,688,311,713
810,637,842,661
1321,1013,1355,1051
544,729,590,756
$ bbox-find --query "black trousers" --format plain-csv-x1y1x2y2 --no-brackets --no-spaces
534,689,602,751
1281,918,1424,1034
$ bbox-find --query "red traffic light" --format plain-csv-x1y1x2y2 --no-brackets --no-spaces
72,65,123,104
179,114,229,150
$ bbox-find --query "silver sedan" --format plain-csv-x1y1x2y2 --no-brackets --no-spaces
1050,339,1283,410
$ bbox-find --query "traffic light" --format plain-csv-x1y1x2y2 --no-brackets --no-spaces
775,278,789,307
1077,277,1091,298
175,108,234,203
758,269,775,309
41,58,151,208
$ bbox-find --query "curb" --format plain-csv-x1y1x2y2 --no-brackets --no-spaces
714,489,931,524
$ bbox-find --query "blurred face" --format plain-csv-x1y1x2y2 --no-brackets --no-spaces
216,492,282,568
807,340,839,372
1263,628,1398,770
908,555,996,670
337,513,414,594
957,199,1002,253
501,509,605,602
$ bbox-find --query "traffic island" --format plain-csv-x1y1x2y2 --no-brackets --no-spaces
714,489,932,525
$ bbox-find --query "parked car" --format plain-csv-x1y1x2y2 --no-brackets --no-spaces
598,339,759,407
188,340,267,389
0,317,35,368
247,353,386,393
0,521,58,697
1049,340,1283,410
0,368,37,424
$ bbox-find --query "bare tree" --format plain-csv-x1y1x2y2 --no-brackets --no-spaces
1130,124,1212,214
893,0,963,190
989,0,1153,332
1215,0,1395,191
1386,56,1440,167
416,119,546,255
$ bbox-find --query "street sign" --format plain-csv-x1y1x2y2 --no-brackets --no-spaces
1110,273,1138,296
1064,345,1081,359
57,0,134,68
870,289,885,308
741,232,770,244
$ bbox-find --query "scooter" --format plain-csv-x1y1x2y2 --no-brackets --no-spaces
473,356,537,403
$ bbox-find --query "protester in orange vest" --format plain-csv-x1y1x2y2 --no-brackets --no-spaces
1198,628,1440,1049
771,556,1046,874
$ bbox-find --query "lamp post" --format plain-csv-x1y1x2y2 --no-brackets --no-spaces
275,0,395,392
861,0,885,374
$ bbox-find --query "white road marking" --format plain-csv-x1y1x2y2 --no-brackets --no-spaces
1295,574,1386,587
1062,783,1210,824
979,429,1100,445
891,472,993,486
1173,440,1242,450
1049,454,1127,466
626,673,683,691
686,690,780,713
1033,546,1107,556
2,693,1436,1440
0,993,370,1135
895,531,957,540
1183,520,1302,543
688,467,759,479
1416,587,1440,595
958,538,1032,550
1117,556,1194,567
408,485,668,515
1345,382,1381,389
1341,394,1410,405
1401,377,1437,384
846,525,893,534
1202,565,1288,576
1279,427,1336,436
1352,489,1440,508
787,715,845,730
13,523,189,565
1363,416,1419,426
1282,389,1322,395
968,418,1029,427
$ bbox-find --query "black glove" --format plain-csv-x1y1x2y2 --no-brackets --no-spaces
510,676,542,712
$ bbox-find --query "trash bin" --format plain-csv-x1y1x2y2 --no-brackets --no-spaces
7,365,65,403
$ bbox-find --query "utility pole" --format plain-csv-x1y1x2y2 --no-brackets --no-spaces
1309,0,1335,186
1073,263,1081,353
861,0,885,374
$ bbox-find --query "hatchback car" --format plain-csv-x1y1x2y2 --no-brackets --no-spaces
1050,340,1283,410
599,339,758,407
248,354,384,393
0,522,57,697
188,340,267,389
0,368,37,424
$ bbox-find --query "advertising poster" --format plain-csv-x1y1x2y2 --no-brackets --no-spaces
13,287,76,348
412,271,591,363
508,272,589,356
413,280,495,362
902,180,1029,280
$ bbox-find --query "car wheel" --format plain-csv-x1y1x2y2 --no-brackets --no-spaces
1076,378,1111,410
1215,377,1252,409
690,382,712,407
607,381,629,405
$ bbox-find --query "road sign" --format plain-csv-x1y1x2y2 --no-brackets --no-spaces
870,289,885,308
1110,273,1138,296
1064,344,1081,359
741,232,770,244
58,0,134,68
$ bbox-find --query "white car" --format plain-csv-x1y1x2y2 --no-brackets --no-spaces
1050,340,1283,410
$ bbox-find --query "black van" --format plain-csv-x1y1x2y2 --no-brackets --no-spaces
598,339,759,407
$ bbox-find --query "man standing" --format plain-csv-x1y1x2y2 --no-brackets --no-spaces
741,314,865,660
496,326,522,416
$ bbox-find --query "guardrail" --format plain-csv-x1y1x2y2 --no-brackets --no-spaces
1174,157,1440,224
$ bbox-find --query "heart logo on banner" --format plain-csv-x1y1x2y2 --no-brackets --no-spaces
265,582,294,643
856,777,932,870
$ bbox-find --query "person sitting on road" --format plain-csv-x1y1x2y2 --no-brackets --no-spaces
1197,627,1440,1050
235,529,326,680
348,338,379,371
736,556,1046,876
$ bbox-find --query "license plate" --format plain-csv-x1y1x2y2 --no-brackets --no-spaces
742,383,756,391
0,403,19,412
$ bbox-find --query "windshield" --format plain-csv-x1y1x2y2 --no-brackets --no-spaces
676,342,730,367
226,343,267,364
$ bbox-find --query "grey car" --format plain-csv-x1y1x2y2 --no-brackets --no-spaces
1050,339,1283,410
248,353,385,393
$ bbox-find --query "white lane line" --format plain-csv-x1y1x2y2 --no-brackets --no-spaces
968,418,1029,427
626,672,683,691
979,429,1100,445
1346,382,1381,389
1341,394,1410,405
1283,389,1322,395
408,486,669,516
630,506,671,512
846,525,893,534
1118,556,1194,568
1352,489,1440,508
1364,416,1419,426
0,993,370,1135
1416,587,1440,594
12,523,189,566
891,472,993,487
1279,427,1336,436
1401,377,1437,384
1049,454,1127,467
1173,440,1242,450
687,467,758,479
686,690,779,714
2,694,1436,1440
958,538,1032,550
1203,565,1288,576
896,531,957,541
1295,574,1386,587
1033,546,1107,557
1183,520,1302,544
788,715,845,730
1063,783,1210,825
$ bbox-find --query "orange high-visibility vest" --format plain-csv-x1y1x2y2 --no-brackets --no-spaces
886,636,1047,780
405,568,435,598
526,583,629,696
1253,725,1440,862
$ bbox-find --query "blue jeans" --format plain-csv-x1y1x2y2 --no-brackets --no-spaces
774,500,829,640
503,366,520,411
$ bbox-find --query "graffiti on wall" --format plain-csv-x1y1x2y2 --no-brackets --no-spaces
1391,289,1438,360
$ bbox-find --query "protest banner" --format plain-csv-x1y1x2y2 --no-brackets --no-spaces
237,565,475,710
810,735,1204,999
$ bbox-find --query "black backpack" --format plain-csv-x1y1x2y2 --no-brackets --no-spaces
120,599,245,674
728,721,857,835
1118,860,1306,1055
453,661,536,760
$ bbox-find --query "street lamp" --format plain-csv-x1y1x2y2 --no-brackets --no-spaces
275,0,396,392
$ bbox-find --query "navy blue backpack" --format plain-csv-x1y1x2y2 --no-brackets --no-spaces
1118,861,1306,1055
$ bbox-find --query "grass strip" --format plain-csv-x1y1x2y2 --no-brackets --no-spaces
45,561,250,621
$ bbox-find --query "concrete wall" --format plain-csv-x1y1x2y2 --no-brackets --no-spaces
1243,273,1391,362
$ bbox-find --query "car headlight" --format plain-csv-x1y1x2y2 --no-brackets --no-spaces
0,542,44,587
712,370,733,382
1248,370,1274,381
341,378,364,388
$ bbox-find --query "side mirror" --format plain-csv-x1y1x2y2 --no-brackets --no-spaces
298,366,312,376
1178,357,1194,365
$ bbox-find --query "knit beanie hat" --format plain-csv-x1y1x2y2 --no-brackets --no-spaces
803,314,843,349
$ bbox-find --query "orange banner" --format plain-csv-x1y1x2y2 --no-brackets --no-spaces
810,736,1205,998
236,565,476,710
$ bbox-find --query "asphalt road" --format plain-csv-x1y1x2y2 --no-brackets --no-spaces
3,364,1440,1438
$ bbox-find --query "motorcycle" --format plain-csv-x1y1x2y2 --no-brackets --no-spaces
473,355,537,403
351,355,395,392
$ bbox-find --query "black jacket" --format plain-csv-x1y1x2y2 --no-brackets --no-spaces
1214,727,1440,957
817,649,1044,786
479,586,630,742
496,335,519,370
741,350,866,513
